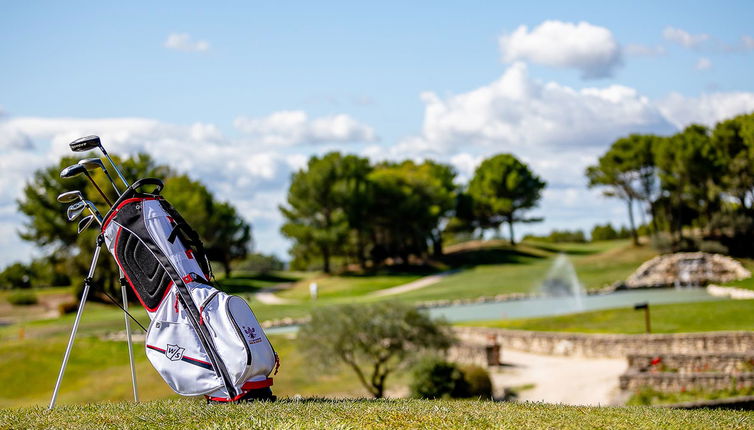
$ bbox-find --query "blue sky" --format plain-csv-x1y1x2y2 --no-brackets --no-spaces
1,1,754,266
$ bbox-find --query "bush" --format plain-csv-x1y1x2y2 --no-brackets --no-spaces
410,359,468,399
699,240,729,255
591,223,618,241
6,291,38,306
0,263,32,290
459,365,493,398
58,301,79,315
234,253,285,274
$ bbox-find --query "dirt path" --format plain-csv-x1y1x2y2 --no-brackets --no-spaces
368,270,457,297
491,349,627,406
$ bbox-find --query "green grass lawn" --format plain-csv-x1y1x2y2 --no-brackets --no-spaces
464,299,754,334
1,398,752,429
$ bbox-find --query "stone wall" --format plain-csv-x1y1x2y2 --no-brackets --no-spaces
454,327,754,358
626,353,754,374
619,372,754,392
707,284,754,300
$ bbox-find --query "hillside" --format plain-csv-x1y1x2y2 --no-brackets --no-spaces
1,398,752,430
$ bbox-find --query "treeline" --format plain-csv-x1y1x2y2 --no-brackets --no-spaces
587,112,754,255
280,153,546,272
523,223,633,243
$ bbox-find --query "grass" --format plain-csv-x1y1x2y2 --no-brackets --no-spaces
464,300,754,334
1,398,753,429
0,302,394,408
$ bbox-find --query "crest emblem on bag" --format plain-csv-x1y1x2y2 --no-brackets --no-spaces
166,344,185,361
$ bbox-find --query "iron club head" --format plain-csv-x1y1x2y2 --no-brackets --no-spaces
77,215,96,233
56,190,83,203
69,135,101,152
66,201,86,221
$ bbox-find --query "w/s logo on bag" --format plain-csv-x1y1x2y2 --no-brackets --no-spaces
166,344,185,361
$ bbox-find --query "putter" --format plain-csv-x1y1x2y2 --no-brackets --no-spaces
77,215,96,233
67,201,86,221
79,158,121,196
61,164,112,206
69,136,130,188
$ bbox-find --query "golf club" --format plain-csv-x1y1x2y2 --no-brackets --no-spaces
60,164,112,206
67,201,85,221
57,190,83,204
79,158,120,196
77,215,96,233
69,135,130,188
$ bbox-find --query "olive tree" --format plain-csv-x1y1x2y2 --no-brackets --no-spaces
298,302,454,398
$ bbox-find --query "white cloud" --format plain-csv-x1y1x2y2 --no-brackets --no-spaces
234,111,377,146
164,33,210,52
695,57,712,71
499,20,622,79
657,92,754,129
662,27,710,49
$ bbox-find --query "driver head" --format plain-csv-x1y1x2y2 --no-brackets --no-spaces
56,190,83,203
60,164,88,179
69,135,101,152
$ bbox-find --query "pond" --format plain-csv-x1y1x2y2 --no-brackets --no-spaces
266,287,723,334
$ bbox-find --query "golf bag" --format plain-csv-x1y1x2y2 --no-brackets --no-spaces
100,178,278,402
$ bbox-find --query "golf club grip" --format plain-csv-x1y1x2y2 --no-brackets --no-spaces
131,178,164,195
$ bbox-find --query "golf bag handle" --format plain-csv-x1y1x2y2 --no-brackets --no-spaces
130,178,164,195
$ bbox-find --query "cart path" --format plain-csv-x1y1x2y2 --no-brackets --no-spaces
368,270,458,297
254,283,296,305
491,349,627,406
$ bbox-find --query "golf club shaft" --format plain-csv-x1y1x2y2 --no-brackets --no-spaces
121,270,139,402
84,172,113,206
99,147,130,188
49,242,102,409
101,167,121,196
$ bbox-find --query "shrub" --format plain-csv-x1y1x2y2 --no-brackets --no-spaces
459,365,493,398
58,301,79,315
0,263,32,290
6,291,38,306
699,240,729,255
234,253,285,274
410,358,467,399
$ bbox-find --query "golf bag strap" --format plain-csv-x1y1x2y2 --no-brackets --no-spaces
158,200,214,279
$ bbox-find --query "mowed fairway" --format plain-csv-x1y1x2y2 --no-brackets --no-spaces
465,299,754,334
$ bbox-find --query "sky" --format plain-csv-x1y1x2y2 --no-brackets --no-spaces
1,1,754,267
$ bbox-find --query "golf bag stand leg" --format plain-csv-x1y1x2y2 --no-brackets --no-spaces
120,271,139,402
48,235,104,410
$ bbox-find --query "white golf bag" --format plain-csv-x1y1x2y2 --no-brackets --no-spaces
101,178,278,402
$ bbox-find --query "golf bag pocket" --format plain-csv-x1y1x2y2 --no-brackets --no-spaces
145,319,223,396
195,288,277,386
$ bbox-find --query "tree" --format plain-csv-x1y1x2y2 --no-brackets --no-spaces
586,134,660,245
280,153,370,273
298,302,454,398
368,161,456,263
467,154,546,245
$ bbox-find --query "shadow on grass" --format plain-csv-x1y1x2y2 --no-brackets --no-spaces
215,272,301,294
524,242,600,256
440,247,546,268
